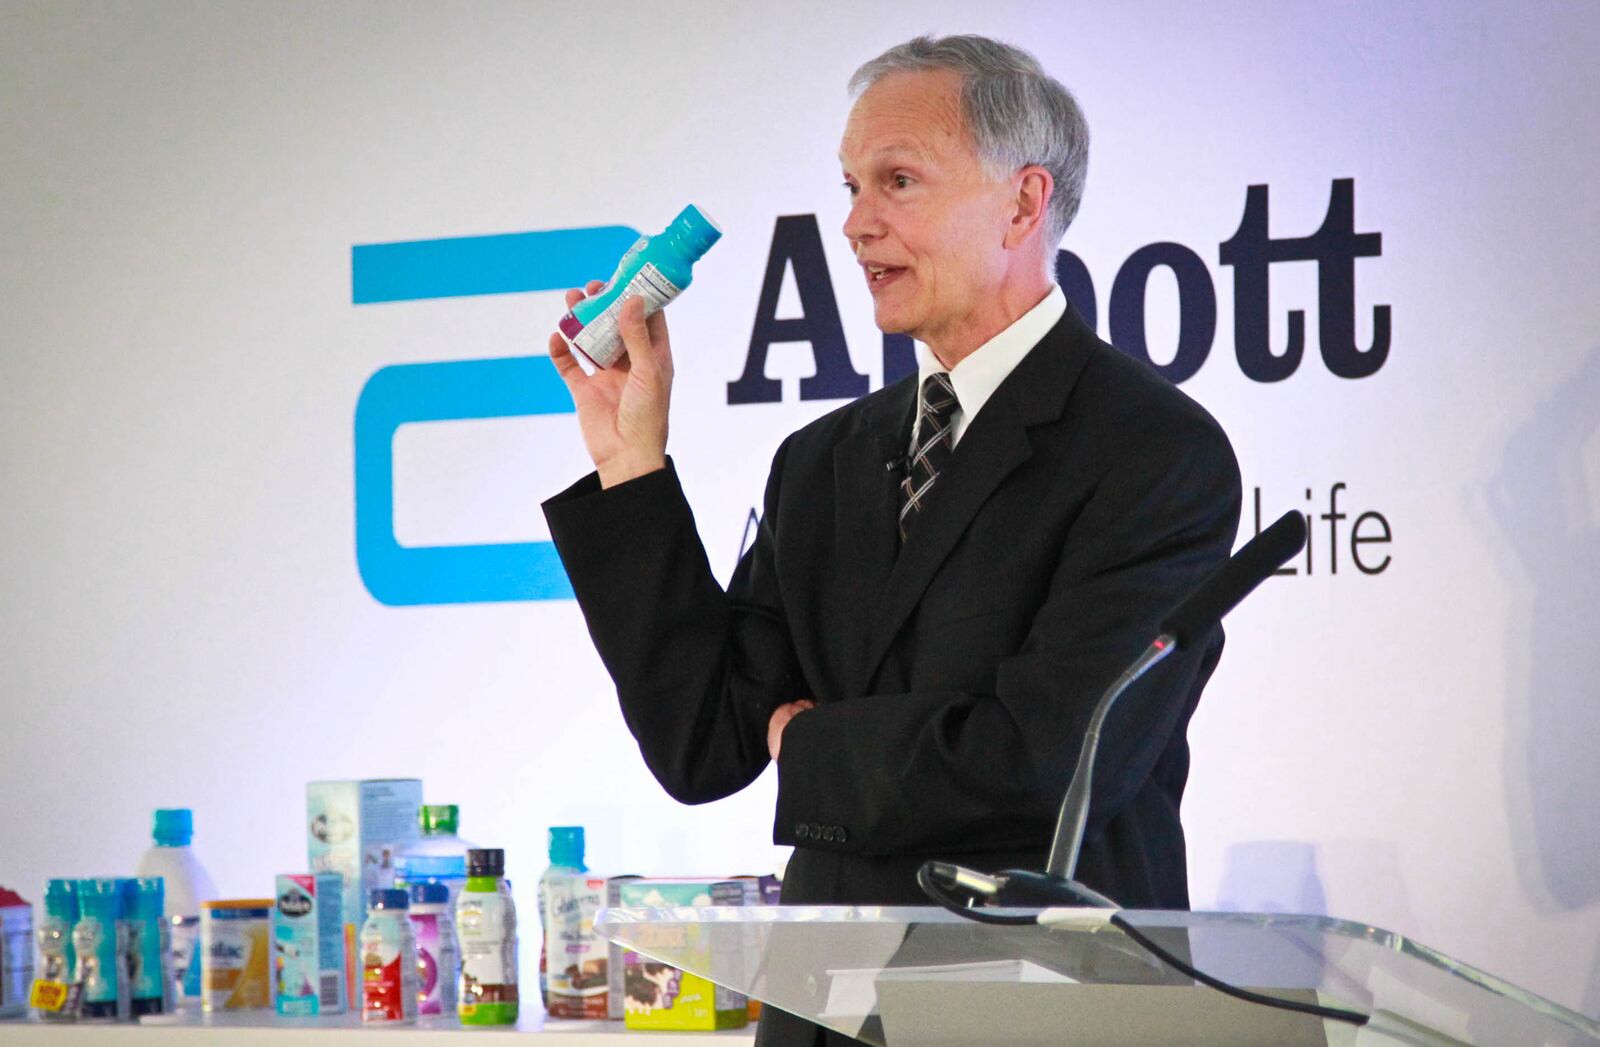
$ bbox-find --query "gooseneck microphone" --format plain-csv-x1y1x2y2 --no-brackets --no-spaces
922,509,1309,909
1044,509,1309,884
915,510,1375,1029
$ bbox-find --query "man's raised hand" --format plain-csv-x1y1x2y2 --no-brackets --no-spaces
548,283,674,488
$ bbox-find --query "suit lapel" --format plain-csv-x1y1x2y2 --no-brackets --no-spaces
833,376,917,691
855,309,1096,695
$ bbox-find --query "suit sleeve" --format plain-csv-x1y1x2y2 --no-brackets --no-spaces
772,414,1243,859
542,449,803,805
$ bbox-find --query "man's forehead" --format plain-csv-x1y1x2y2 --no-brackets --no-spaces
838,69,968,166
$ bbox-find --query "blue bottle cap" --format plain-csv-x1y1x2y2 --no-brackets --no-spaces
369,888,409,911
548,826,585,868
672,205,722,260
408,881,449,905
152,808,193,847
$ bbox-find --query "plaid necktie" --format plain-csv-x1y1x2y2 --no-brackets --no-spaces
899,372,960,541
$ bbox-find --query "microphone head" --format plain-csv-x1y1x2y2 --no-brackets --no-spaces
1159,511,1307,649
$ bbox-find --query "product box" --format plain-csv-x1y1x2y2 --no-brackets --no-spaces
305,779,421,992
273,873,346,1015
0,889,31,1018
201,899,273,1012
542,873,609,1019
615,878,747,1031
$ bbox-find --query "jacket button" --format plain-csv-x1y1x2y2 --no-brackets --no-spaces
835,827,848,843
820,826,836,843
795,823,810,840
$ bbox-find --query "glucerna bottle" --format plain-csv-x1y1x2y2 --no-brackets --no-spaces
558,205,721,369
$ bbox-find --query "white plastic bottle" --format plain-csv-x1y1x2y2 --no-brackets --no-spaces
359,890,418,1024
134,808,216,1006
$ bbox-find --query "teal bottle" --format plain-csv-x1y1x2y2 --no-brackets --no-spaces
558,204,721,369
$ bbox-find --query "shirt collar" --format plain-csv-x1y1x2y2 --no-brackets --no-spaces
914,284,1067,445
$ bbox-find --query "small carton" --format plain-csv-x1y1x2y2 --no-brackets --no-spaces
305,779,421,994
542,872,609,1019
273,873,346,1015
616,878,747,1031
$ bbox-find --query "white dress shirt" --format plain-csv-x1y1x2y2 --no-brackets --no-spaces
911,284,1068,449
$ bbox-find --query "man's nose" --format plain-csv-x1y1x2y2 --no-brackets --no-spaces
842,194,881,247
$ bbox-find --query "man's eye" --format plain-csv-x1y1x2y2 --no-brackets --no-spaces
842,181,858,196
893,174,912,189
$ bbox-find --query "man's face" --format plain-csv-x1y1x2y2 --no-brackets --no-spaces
839,69,1016,349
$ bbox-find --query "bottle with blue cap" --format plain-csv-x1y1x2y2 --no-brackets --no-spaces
134,807,216,1006
537,826,587,1010
558,204,723,369
359,888,417,1024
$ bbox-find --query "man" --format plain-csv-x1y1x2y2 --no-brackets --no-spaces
543,35,1241,1045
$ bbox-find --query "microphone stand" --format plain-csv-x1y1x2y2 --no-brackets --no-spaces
921,510,1309,912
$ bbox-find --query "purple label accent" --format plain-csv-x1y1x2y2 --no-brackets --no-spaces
558,312,584,341
410,913,441,1015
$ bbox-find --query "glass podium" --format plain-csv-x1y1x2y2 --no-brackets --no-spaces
597,905,1600,1045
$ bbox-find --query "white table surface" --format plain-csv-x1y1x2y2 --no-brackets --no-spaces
0,1010,757,1044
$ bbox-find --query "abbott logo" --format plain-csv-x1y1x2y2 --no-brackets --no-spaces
351,223,639,605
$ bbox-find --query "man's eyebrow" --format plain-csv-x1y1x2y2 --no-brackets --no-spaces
839,142,931,167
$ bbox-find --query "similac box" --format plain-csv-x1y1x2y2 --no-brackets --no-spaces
273,873,346,1015
616,879,747,1031
305,779,421,995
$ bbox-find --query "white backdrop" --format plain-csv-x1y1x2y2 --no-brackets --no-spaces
2,0,1598,1018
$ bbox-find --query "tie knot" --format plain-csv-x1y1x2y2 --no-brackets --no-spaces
920,372,958,424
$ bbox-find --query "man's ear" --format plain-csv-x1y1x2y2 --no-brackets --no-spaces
1006,165,1054,248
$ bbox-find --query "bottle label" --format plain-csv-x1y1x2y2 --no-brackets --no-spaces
543,875,608,1019
568,263,682,368
360,924,414,1022
410,912,452,1015
73,916,123,1006
456,894,515,987
172,916,201,1000
127,916,168,1005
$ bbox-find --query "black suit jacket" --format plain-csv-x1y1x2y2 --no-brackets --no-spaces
543,304,1241,1039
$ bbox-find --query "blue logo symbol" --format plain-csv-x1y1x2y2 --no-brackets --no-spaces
353,224,639,605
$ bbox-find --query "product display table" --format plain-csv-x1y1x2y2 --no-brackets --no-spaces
0,1012,756,1044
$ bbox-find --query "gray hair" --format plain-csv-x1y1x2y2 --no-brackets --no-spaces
849,35,1090,250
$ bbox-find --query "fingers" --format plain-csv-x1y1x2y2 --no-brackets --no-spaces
563,279,607,310
616,296,658,372
548,331,583,382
